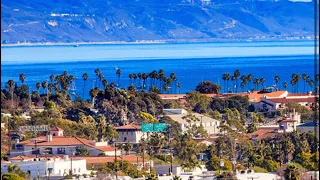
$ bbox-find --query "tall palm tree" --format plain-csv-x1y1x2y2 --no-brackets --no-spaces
283,82,288,90
116,69,121,87
247,74,253,90
158,69,165,91
177,82,182,94
129,73,134,85
50,74,55,83
234,70,240,93
132,73,137,86
96,114,106,142
123,141,133,155
302,73,307,93
89,87,99,108
222,74,228,93
240,75,247,92
94,69,101,87
63,71,68,78
98,73,104,89
231,76,236,92
260,78,265,89
82,73,88,99
6,79,15,110
274,75,280,90
19,73,26,84
142,73,148,89
102,79,108,89
41,81,48,95
170,73,177,93
137,73,142,87
253,78,260,90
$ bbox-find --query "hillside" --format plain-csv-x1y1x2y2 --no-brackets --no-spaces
1,0,317,44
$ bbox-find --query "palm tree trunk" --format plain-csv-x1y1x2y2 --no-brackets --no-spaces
83,81,86,100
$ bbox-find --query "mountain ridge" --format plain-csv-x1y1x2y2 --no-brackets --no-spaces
1,0,317,44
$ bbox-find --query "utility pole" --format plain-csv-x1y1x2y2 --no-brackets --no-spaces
115,143,118,180
168,124,173,175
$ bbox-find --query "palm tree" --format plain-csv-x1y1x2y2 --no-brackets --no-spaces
142,73,148,89
124,141,133,155
116,69,121,87
89,87,99,108
234,70,240,93
247,74,253,90
222,74,228,93
98,73,104,89
102,79,108,89
177,82,182,94
173,175,182,180
137,73,142,87
41,81,48,95
163,84,169,93
240,75,247,92
96,114,106,142
132,73,137,86
158,69,165,91
50,74,55,83
283,82,288,90
231,76,236,92
63,71,68,78
302,73,307,93
274,75,280,90
129,73,134,85
6,79,15,110
19,73,26,84
170,73,177,93
260,78,265,89
82,73,88,99
94,69,101,87
253,78,260,90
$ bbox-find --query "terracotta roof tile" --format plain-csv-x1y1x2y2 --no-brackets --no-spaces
50,126,64,131
116,125,141,130
18,136,116,152
248,129,277,140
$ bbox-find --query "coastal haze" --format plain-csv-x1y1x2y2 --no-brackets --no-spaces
1,40,317,99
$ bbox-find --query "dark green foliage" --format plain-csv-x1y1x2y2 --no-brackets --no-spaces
195,81,221,94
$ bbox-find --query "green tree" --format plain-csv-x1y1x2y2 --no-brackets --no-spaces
2,173,24,180
75,146,90,156
82,73,88,99
274,75,280,89
284,163,301,180
195,81,221,94
123,141,133,155
247,123,257,133
116,69,122,87
19,73,26,84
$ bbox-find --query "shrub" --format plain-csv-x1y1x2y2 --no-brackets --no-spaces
251,166,268,173
2,173,24,180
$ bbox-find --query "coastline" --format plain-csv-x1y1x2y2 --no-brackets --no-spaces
1,37,317,47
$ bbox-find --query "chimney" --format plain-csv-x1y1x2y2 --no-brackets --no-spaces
46,134,53,142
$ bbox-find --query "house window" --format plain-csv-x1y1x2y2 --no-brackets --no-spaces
57,148,66,154
44,147,53,154
131,131,133,135
32,148,40,155
52,133,56,136
124,137,127,141
79,168,81,173
16,144,23,150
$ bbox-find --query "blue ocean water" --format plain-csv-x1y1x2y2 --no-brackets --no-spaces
1,40,318,99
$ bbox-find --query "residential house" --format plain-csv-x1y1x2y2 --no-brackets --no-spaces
12,127,120,157
115,124,147,144
163,109,220,135
2,155,89,178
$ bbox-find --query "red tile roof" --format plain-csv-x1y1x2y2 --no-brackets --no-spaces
267,97,316,104
50,126,64,131
116,124,141,130
18,136,116,152
248,129,277,140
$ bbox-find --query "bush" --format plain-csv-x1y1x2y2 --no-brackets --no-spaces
2,173,24,180
251,166,268,173
195,81,221,94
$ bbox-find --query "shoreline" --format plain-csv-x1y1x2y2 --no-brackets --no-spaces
1,38,317,47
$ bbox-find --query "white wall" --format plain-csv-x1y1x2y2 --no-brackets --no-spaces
117,130,147,143
1,159,87,178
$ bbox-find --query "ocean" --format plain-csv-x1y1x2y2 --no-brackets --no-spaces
1,40,318,100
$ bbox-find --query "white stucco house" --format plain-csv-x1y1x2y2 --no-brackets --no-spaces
115,124,147,144
11,127,120,157
163,109,220,135
2,155,90,178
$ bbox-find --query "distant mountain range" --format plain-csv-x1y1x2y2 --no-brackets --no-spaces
1,0,317,44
